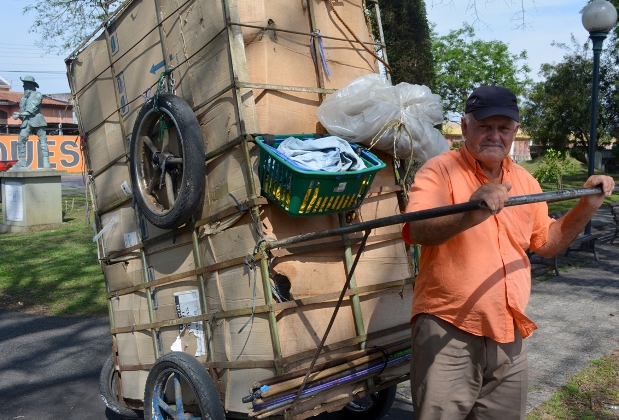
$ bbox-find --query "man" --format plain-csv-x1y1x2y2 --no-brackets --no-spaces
11,75,50,169
401,85,615,420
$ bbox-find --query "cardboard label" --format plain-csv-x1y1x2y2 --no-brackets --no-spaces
172,289,205,356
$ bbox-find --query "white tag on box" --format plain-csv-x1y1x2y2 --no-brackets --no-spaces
123,231,139,248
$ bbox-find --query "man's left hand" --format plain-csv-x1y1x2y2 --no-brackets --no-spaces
582,175,616,207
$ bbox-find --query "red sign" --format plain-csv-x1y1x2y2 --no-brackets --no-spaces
0,135,83,173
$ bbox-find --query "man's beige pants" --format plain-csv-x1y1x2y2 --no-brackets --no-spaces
410,314,528,420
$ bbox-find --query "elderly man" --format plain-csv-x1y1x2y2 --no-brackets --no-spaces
402,85,615,420
11,75,50,169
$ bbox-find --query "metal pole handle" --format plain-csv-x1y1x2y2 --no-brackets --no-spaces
265,185,619,250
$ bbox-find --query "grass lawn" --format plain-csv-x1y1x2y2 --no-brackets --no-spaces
0,190,107,317
527,350,619,420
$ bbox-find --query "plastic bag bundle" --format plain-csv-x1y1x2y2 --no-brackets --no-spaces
316,74,449,163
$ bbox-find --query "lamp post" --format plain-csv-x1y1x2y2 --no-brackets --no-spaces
582,0,617,235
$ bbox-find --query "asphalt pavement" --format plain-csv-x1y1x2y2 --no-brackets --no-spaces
1,194,618,419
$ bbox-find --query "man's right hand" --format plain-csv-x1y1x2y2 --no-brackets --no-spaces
408,181,513,246
12,112,19,120
467,182,512,225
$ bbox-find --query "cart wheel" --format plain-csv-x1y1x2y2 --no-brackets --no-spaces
130,93,205,229
144,352,225,420
99,354,141,419
339,385,397,420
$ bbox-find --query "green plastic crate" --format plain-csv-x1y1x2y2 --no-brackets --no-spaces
255,135,386,217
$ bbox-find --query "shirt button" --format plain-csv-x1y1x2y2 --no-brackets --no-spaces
507,276,512,279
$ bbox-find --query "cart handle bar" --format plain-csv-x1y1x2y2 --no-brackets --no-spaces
264,185,619,251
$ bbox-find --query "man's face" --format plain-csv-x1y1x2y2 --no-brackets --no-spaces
461,114,519,169
23,82,35,92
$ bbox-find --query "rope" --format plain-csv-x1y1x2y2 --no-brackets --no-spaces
153,68,173,112
367,115,417,183
238,253,259,334
324,0,393,74
291,229,372,409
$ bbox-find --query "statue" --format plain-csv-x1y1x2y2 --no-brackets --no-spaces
11,75,50,169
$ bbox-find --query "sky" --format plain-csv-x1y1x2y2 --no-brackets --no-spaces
1,0,72,95
425,0,592,81
0,0,602,95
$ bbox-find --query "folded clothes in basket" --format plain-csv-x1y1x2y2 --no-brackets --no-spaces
276,136,367,172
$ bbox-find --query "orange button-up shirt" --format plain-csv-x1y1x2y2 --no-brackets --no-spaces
402,145,554,343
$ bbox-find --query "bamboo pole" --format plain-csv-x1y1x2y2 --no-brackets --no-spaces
254,341,409,400
251,337,409,389
338,213,366,351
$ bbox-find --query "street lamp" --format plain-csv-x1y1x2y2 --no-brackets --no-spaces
582,0,617,236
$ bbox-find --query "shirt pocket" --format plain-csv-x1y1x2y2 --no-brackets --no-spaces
502,205,535,250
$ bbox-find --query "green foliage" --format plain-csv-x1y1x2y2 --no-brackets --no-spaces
431,24,532,121
377,0,435,87
23,0,122,53
450,140,463,150
520,37,615,154
533,148,578,190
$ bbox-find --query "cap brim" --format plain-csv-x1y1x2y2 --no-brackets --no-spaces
471,107,519,123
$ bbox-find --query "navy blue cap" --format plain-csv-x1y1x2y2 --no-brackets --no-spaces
465,85,519,122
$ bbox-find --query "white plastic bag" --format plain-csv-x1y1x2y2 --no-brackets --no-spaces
316,74,449,164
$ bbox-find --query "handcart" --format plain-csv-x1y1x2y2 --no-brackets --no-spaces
65,0,616,418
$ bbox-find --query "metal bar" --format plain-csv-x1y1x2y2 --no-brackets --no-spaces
585,32,607,235
265,186,619,250
235,82,336,95
307,0,326,101
228,22,386,47
372,0,391,82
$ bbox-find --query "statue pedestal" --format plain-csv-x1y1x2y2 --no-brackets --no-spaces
0,169,67,233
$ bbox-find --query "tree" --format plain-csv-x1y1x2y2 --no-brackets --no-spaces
431,24,532,121
377,0,435,88
23,0,122,53
520,37,616,155
533,148,577,190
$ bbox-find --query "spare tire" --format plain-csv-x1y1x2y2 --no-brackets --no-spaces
129,93,205,229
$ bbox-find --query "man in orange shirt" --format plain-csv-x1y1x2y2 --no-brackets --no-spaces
402,85,615,420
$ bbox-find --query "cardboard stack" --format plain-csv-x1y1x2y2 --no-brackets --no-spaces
68,0,413,415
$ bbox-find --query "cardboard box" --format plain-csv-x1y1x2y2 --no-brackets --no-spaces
103,258,144,292
99,206,139,256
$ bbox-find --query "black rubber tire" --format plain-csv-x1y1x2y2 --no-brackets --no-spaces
339,385,397,420
130,93,205,229
99,354,142,419
144,352,225,420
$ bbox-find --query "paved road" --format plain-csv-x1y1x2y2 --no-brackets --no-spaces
1,206,618,419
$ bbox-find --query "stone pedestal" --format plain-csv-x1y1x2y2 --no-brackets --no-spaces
0,169,67,233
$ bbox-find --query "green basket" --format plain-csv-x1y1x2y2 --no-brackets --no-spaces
255,135,386,217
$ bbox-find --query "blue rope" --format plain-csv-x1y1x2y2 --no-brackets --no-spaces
310,29,332,77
